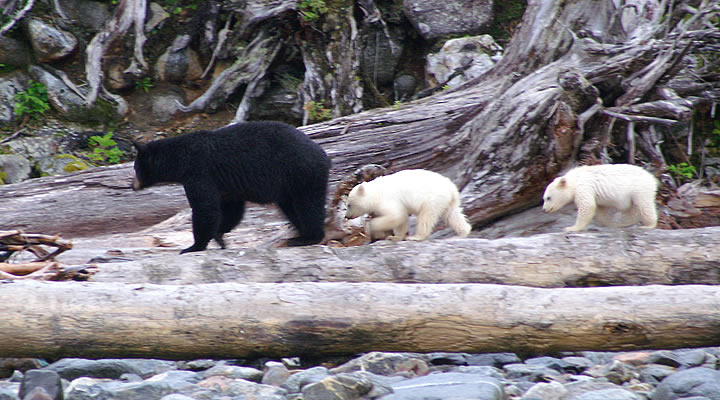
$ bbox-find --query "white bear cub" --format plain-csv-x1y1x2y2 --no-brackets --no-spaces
542,164,659,232
346,169,472,241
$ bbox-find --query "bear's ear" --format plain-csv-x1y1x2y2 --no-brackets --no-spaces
133,141,147,153
356,184,365,196
558,177,567,187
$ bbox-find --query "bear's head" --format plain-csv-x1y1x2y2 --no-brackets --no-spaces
345,183,372,219
542,176,575,213
132,141,154,191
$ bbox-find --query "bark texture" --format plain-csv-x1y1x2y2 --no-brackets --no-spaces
2,280,720,360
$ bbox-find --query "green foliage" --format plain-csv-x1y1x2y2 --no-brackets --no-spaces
0,64,15,73
304,100,332,122
298,0,328,22
0,171,7,185
393,100,403,110
88,132,124,165
135,77,154,93
667,162,697,182
14,80,51,119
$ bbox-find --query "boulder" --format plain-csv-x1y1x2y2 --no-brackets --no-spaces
0,36,32,68
154,35,203,83
403,0,494,40
25,19,77,62
0,154,31,184
0,71,30,125
384,373,505,400
651,367,720,400
426,35,502,88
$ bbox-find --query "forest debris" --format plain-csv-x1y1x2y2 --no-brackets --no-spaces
322,164,390,246
0,231,91,280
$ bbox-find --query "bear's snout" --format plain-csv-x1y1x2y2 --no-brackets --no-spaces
132,176,143,191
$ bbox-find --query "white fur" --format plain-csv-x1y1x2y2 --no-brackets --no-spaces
542,164,659,232
346,169,472,241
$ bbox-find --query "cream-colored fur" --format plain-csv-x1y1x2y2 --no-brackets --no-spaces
346,169,472,241
542,164,659,232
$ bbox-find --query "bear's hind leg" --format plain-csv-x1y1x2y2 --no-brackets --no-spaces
632,194,658,229
214,201,246,249
407,205,443,241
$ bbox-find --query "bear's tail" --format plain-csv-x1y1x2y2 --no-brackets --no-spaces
445,191,472,238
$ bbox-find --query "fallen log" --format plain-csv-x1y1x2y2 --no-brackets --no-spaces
89,227,720,288
2,280,720,360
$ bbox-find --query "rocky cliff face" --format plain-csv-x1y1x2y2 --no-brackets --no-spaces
0,0,512,180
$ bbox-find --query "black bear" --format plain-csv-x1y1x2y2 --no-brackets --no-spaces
132,121,331,254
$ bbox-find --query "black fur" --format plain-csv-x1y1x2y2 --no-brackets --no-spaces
133,121,331,254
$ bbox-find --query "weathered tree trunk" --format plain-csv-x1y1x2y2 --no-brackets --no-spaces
2,280,720,359
0,164,187,237
89,227,720,288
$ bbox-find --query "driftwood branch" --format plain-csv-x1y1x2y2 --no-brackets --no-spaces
1,280,720,359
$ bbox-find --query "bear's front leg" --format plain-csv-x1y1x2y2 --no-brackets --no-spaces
565,191,596,232
181,185,221,254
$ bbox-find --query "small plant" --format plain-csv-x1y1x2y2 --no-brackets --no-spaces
298,0,328,22
135,77,154,93
667,162,697,182
88,132,124,165
14,80,51,119
393,100,403,110
304,100,332,122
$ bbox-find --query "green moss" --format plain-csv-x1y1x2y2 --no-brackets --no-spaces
55,154,91,172
64,98,119,126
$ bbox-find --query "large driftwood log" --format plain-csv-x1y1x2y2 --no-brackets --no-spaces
0,164,187,237
2,280,720,359
89,227,720,288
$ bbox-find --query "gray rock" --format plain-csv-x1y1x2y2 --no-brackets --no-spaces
639,364,676,385
281,366,330,393
302,373,373,400
145,2,169,32
262,361,291,386
160,395,195,400
212,378,287,398
394,74,417,102
25,19,77,62
67,371,200,400
648,350,683,368
583,360,638,385
28,66,84,115
383,372,505,400
521,381,567,400
330,352,429,377
60,0,111,31
0,359,43,379
201,363,263,382
0,36,32,68
154,36,202,83
18,370,62,400
651,367,720,400
564,380,639,400
426,35,502,88
151,87,186,123
561,356,595,373
570,388,643,400
0,71,30,125
0,154,31,184
456,366,505,380
360,25,405,87
402,0,494,40
503,363,562,382
0,386,18,400
465,353,521,368
674,348,711,368
45,359,144,380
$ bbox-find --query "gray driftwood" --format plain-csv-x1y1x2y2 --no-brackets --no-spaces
2,280,720,360
89,227,720,288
